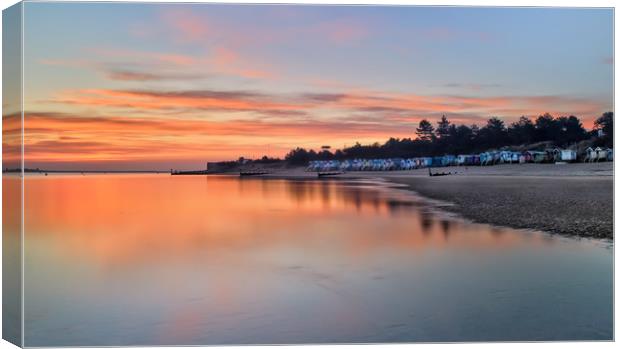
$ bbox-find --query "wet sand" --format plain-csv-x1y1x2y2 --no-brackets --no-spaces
255,162,614,239
387,173,613,239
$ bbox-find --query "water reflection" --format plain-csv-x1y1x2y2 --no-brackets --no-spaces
22,174,612,346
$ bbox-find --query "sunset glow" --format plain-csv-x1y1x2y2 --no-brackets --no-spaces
13,3,614,170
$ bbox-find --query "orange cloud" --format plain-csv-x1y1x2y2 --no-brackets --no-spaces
19,111,418,168
48,87,608,127
53,89,304,112
22,84,609,169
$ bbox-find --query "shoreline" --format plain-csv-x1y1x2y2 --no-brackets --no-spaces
24,162,613,239
384,174,612,240
246,162,614,240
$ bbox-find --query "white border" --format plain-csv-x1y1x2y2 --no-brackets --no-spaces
0,1,616,349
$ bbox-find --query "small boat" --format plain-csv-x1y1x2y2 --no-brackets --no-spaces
428,168,452,177
317,171,344,178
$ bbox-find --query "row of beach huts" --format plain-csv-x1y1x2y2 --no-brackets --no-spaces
306,147,613,172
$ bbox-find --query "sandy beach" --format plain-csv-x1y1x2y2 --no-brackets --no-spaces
253,162,614,239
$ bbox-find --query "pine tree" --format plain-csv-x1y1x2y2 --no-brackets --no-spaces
416,119,435,141
435,115,451,139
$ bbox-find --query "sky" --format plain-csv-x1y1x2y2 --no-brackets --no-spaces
8,3,615,170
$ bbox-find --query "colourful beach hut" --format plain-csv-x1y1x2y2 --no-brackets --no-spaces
527,151,547,163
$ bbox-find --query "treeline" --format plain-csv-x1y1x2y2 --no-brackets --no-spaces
284,112,613,165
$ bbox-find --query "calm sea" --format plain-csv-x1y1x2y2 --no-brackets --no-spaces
12,174,613,345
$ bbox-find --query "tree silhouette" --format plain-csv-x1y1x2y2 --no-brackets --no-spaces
508,116,536,145
435,115,451,139
416,119,435,141
280,112,608,164
594,111,613,147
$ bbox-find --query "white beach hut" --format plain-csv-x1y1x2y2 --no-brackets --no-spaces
595,147,608,162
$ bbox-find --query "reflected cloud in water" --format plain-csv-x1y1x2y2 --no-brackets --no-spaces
21,174,612,346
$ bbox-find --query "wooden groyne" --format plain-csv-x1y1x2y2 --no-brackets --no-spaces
171,170,209,175
239,170,269,177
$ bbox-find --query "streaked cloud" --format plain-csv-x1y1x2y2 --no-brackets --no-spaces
48,87,608,124
22,4,613,169
105,69,208,81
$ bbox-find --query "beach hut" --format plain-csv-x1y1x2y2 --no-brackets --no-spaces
310,160,321,171
381,159,390,171
504,151,519,163
384,159,391,170
431,156,443,167
499,151,512,164
510,152,520,163
595,147,608,162
527,151,547,163
371,159,381,171
492,151,501,164
553,148,577,162
340,160,351,171
458,154,475,166
479,152,493,166
471,155,479,165
306,161,316,172
402,158,412,170
584,147,596,162
442,155,456,166
479,152,488,165
481,151,499,165
551,148,561,162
